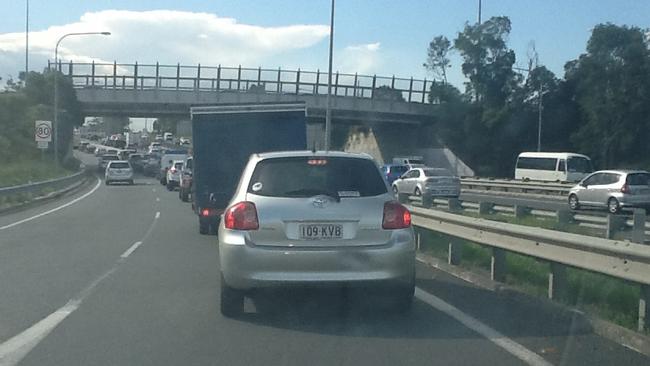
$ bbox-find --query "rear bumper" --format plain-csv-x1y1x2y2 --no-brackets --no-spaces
105,174,133,181
219,227,416,290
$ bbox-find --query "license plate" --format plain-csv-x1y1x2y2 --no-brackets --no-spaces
299,224,343,240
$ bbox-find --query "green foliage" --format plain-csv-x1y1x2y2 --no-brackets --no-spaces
426,19,650,176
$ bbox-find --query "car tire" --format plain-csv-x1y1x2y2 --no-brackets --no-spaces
220,274,244,318
166,183,173,191
568,194,580,210
181,191,189,202
199,221,210,235
608,197,621,214
160,177,166,185
414,187,422,197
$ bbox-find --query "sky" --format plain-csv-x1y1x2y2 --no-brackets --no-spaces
1,0,649,127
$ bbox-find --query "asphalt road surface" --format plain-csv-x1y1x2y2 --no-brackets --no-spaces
0,153,648,366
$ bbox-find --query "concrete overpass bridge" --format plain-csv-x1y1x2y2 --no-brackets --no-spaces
53,61,471,172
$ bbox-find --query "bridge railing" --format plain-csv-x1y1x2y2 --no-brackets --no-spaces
48,61,433,104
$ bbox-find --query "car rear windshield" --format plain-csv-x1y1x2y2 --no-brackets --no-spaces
626,173,650,186
423,168,452,177
248,157,387,198
109,162,130,169
174,162,183,170
389,165,408,175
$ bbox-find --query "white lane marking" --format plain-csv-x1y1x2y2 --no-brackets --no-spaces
415,287,553,366
0,266,117,366
155,211,160,219
156,197,160,202
0,178,101,231
120,241,142,259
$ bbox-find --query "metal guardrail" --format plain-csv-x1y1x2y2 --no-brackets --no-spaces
409,205,650,332
460,177,573,196
0,171,85,200
47,60,432,104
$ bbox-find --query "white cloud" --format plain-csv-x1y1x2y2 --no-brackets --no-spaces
0,9,329,81
337,42,382,75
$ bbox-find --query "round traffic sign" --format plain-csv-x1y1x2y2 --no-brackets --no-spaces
36,123,51,139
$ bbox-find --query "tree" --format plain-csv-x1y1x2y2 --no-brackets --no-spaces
566,24,650,167
428,81,463,104
454,16,517,108
424,36,452,84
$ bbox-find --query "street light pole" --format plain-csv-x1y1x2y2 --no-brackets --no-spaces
54,31,110,167
537,85,543,152
324,0,335,151
25,0,29,81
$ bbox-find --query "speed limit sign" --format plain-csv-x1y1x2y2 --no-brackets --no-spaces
35,120,52,142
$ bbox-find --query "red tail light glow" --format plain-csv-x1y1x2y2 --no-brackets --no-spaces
621,184,632,194
201,208,211,217
224,201,259,230
383,201,411,229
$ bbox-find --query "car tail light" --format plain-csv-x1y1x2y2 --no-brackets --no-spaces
201,208,211,217
383,201,411,229
224,202,259,230
621,184,632,194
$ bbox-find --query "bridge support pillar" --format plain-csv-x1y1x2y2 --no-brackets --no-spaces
514,205,530,219
632,208,646,244
448,198,462,212
556,210,573,225
491,248,506,282
478,202,493,216
639,285,650,332
547,263,568,301
606,214,626,239
448,240,462,265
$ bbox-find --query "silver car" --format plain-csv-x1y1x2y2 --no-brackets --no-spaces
105,160,134,185
568,170,650,213
218,151,416,317
392,167,461,198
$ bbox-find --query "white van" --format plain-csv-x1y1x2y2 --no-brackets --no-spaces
392,156,425,168
515,152,593,183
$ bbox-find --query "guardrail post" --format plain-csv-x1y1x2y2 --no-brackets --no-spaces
556,209,573,225
478,202,493,216
315,70,320,95
216,64,221,91
277,67,281,93
295,68,300,94
416,231,421,251
408,77,413,102
606,214,626,239
371,75,376,99
155,62,159,88
422,78,427,103
176,63,180,90
237,65,242,90
632,208,646,244
68,61,73,77
397,193,409,204
639,285,650,332
448,198,462,212
421,193,433,209
196,63,201,91
133,62,138,90
491,248,506,282
448,240,462,265
334,72,339,96
91,61,95,86
391,75,395,89
113,61,117,89
548,263,568,301
514,205,530,219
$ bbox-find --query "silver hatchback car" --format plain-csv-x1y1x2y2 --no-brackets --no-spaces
392,167,461,198
568,170,650,213
218,151,416,317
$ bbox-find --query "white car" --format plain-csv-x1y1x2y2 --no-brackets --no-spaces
165,160,184,190
105,161,134,185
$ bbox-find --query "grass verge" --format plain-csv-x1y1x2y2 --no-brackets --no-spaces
1,158,73,188
415,227,645,333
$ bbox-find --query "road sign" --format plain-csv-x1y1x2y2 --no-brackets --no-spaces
35,120,52,142
37,141,49,149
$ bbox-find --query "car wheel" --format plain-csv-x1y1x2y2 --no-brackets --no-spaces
199,221,210,235
181,192,189,202
220,274,244,318
608,198,620,214
160,178,166,185
568,194,580,210
166,183,173,191
414,187,422,197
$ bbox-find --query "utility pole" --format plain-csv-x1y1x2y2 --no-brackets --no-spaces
25,0,29,82
478,0,482,24
324,0,335,151
537,85,543,152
